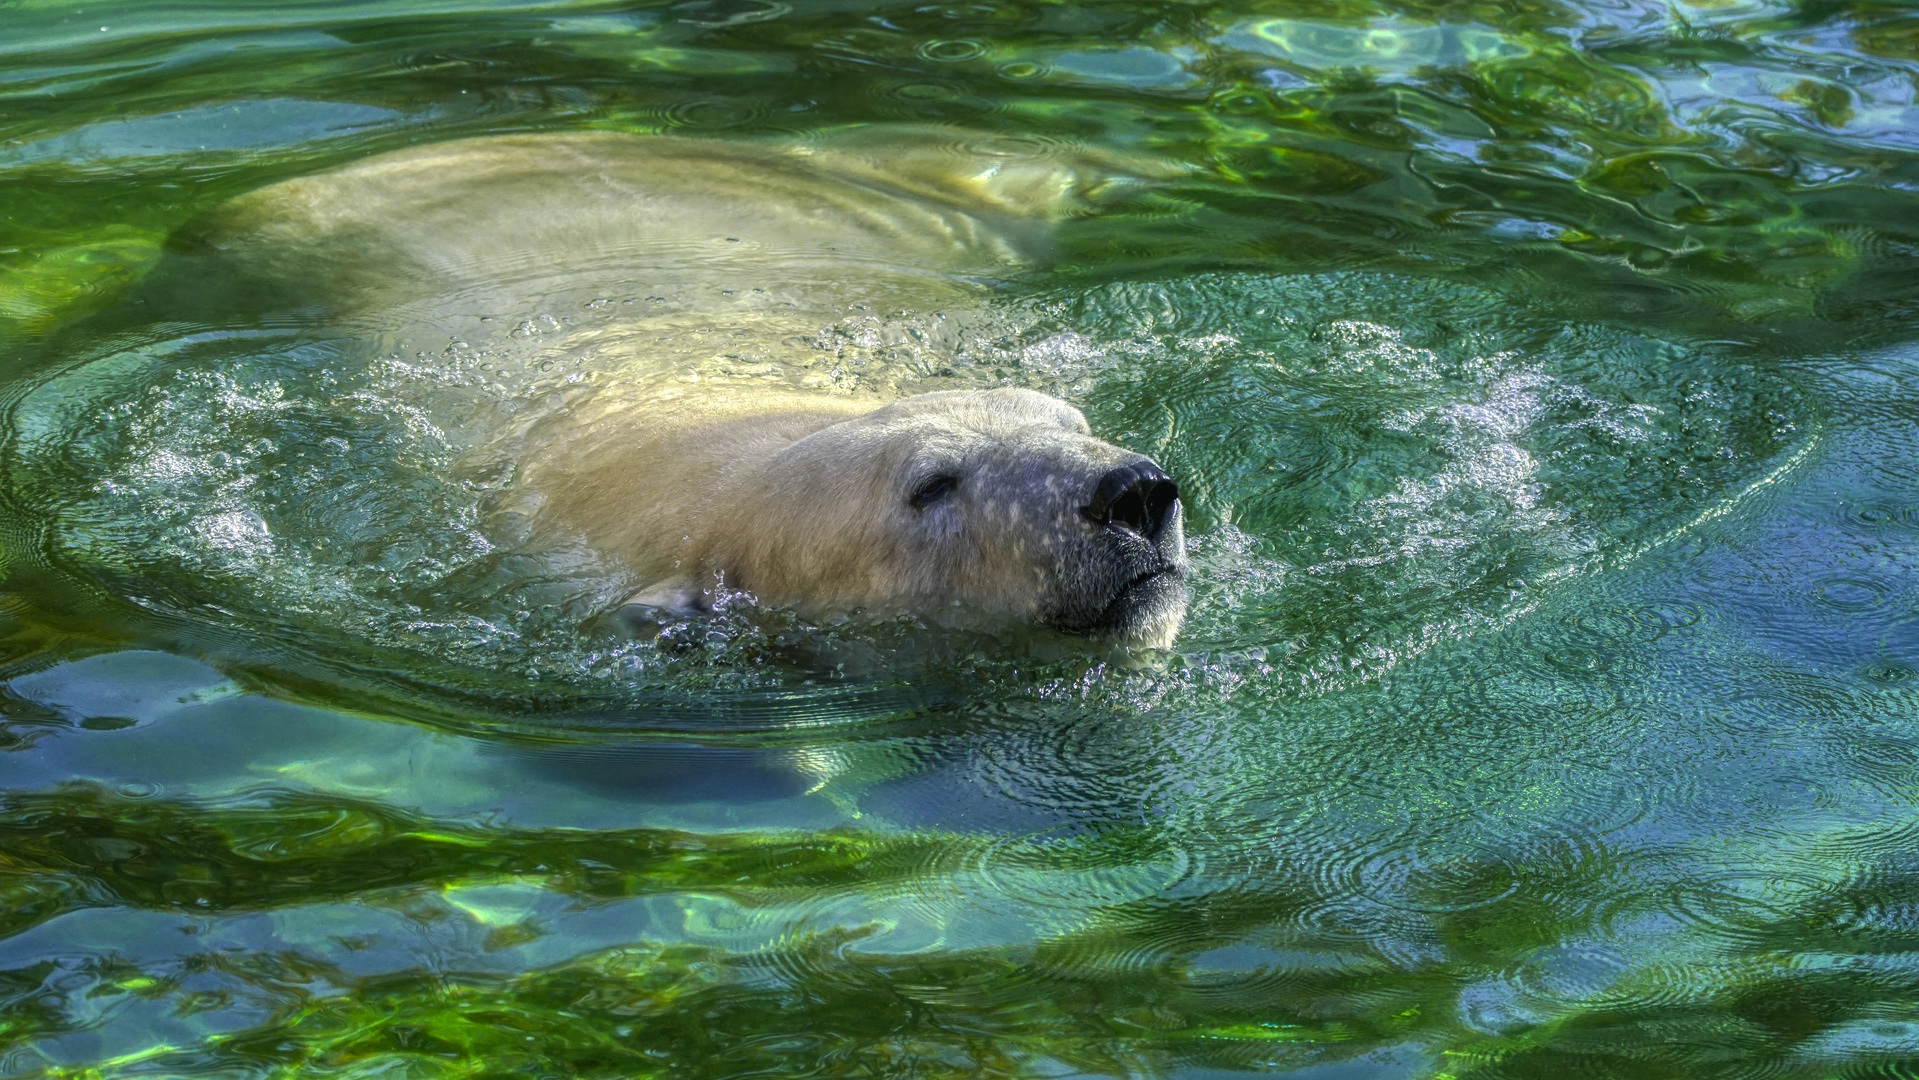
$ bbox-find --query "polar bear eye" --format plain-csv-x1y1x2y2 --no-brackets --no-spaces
909,475,959,510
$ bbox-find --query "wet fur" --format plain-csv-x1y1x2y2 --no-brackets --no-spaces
145,128,1191,647
525,386,1187,646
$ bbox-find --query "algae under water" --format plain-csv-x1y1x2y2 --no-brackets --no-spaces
1,0,1918,1077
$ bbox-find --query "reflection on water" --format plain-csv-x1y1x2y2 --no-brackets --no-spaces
0,0,1917,1077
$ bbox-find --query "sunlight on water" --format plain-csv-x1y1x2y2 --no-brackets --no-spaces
0,0,1916,1077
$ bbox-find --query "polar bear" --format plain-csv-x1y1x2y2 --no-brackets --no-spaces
528,384,1186,646
139,127,1190,646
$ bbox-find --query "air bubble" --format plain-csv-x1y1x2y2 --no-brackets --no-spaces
918,39,985,62
1813,577,1890,611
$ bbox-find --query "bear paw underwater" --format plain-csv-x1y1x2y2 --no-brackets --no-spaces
141,127,1191,648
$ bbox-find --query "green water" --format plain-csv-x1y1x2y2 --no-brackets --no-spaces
1,0,1917,1076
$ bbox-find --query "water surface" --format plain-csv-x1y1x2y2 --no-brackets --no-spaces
1,0,1918,1077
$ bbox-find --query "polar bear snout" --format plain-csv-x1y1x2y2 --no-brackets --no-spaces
1082,460,1179,542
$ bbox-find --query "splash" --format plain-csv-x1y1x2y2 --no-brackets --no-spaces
3,271,1805,719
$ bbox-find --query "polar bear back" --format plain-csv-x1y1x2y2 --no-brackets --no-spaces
148,128,1176,328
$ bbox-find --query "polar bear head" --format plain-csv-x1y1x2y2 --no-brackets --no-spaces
634,388,1188,648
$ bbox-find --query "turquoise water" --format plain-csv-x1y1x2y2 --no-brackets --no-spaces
1,0,1918,1077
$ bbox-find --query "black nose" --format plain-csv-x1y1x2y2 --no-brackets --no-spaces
1083,460,1178,539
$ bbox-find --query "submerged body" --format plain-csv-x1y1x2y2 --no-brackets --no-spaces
149,128,1190,646
149,127,1175,328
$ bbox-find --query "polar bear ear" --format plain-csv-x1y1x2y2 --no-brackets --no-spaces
617,578,711,628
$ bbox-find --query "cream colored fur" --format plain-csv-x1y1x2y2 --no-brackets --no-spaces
522,384,1162,633
149,127,1191,645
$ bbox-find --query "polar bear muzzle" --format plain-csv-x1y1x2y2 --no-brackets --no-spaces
1066,458,1186,644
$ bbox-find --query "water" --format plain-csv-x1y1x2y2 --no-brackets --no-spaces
0,0,1916,1076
